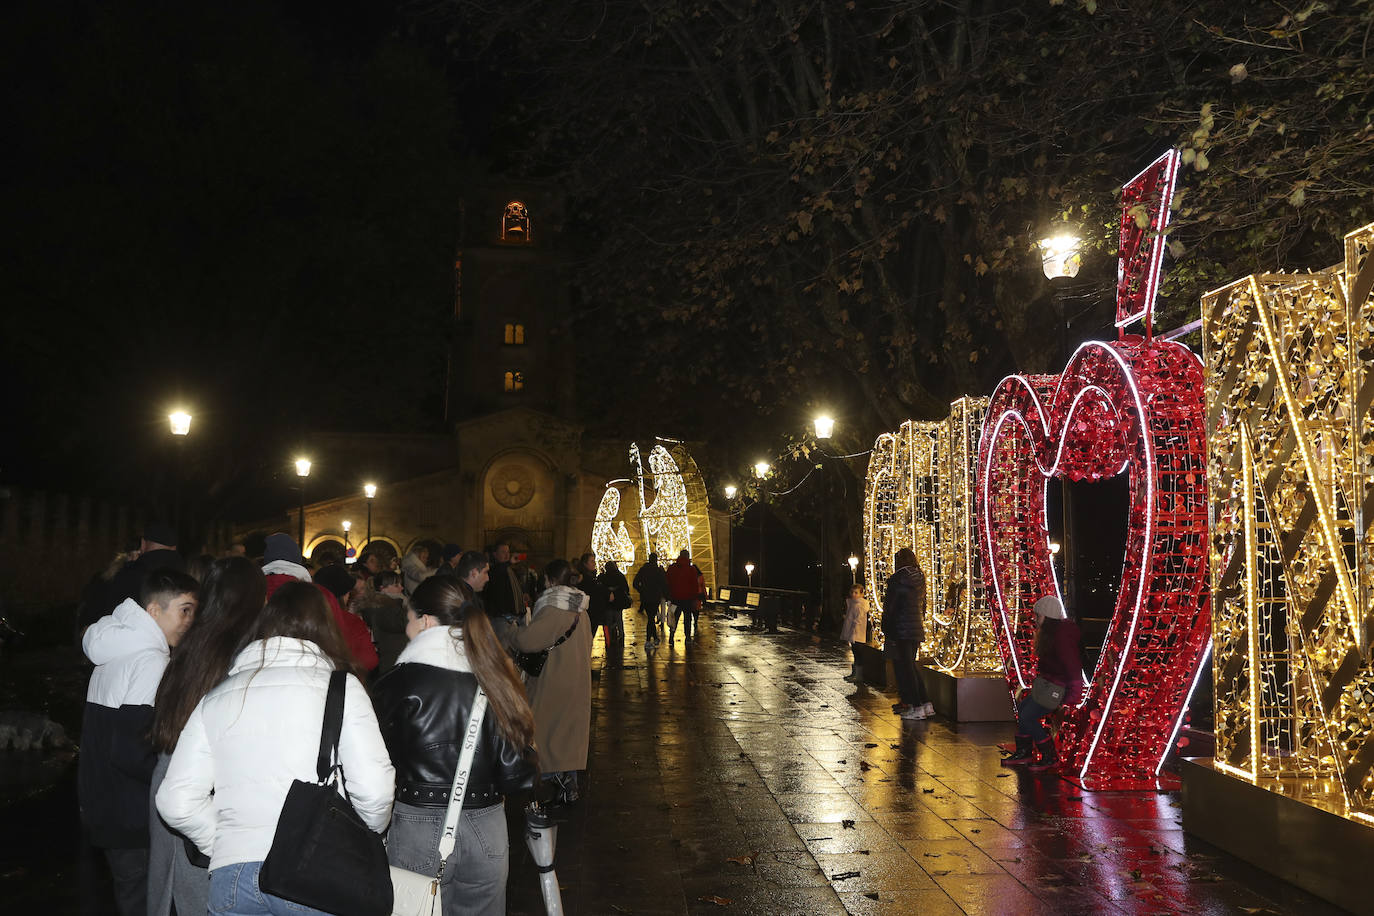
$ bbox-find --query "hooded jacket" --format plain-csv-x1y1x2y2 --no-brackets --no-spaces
665,557,704,602
155,637,394,870
264,559,378,672
79,598,171,847
881,565,926,643
372,625,537,810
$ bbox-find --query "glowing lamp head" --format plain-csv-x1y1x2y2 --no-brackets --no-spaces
753,461,770,479
1048,540,1061,555
364,483,377,499
168,411,192,436
744,563,755,576
813,415,835,439
295,458,311,478
848,555,859,572
1039,232,1083,280
723,484,737,499
342,520,351,532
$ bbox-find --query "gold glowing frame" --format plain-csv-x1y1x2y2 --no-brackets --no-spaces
591,441,717,593
1203,222,1374,820
861,397,1001,673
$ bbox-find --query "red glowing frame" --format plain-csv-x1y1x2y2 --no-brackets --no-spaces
975,150,1209,787
1116,149,1181,331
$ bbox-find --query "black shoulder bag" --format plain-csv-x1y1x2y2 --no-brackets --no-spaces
259,670,393,916
515,613,580,678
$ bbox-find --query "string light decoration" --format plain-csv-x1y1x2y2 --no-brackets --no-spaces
860,399,1001,674
588,440,717,592
1202,222,1374,820
976,150,1211,788
591,485,636,572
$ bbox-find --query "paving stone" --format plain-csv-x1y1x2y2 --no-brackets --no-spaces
501,612,1347,916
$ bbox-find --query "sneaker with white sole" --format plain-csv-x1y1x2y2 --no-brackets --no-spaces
900,706,929,720
918,702,935,717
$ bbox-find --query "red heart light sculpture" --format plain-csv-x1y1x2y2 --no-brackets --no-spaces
976,150,1211,787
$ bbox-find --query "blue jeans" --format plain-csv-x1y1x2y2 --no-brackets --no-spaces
209,861,332,916
1017,695,1053,742
387,800,509,916
885,637,927,706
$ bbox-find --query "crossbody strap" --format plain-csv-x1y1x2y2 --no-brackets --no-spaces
316,669,348,784
435,686,487,876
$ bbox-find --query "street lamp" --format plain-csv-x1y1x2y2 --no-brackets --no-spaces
295,457,311,549
168,410,192,436
848,555,859,584
745,562,755,587
723,484,737,499
1039,232,1083,280
364,482,377,549
813,415,834,439
753,461,770,479
1048,540,1061,555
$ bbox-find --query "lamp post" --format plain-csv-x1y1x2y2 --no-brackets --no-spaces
752,463,769,585
723,484,737,582
848,555,859,585
813,414,835,630
343,520,351,560
745,562,754,587
168,410,191,543
1040,229,1083,608
295,458,311,549
364,482,377,550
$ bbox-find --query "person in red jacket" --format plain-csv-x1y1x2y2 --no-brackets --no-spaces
664,549,705,642
1001,595,1083,771
259,533,378,673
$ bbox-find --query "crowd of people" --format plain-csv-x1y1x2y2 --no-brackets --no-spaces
72,517,1077,915
74,523,709,916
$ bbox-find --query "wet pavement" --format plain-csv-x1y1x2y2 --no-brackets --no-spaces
505,610,1349,915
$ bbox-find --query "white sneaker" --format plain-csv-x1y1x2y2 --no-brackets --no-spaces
900,706,928,720
919,702,935,717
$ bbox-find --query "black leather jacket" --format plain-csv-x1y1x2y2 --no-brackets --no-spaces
372,663,538,809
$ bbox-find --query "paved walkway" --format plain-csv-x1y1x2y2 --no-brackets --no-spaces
505,610,1347,915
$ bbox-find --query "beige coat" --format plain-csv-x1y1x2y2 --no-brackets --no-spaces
514,585,591,774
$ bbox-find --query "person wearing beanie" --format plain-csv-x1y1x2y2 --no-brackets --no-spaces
80,523,187,632
1001,595,1084,770
433,543,463,579
261,534,378,673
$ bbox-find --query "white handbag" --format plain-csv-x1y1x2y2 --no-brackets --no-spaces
390,688,488,916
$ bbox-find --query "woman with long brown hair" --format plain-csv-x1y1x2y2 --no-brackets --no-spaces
147,556,266,916
372,576,538,915
156,581,394,916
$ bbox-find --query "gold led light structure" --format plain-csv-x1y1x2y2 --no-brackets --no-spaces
591,485,636,572
1203,222,1374,819
861,397,1000,673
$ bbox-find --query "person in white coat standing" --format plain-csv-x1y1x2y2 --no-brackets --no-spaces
156,581,395,916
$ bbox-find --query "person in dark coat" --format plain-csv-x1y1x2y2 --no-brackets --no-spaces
79,522,184,633
576,553,610,639
883,548,931,720
597,560,632,662
632,553,668,650
1001,595,1084,771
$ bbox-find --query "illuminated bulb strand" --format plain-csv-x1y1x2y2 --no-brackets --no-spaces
1202,227,1374,817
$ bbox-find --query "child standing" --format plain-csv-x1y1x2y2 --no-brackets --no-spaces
840,585,869,683
79,569,199,916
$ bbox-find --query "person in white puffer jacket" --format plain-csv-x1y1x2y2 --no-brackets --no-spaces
156,581,394,916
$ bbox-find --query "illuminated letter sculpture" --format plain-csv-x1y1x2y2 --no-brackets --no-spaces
977,150,1211,787
861,398,1000,673
1202,222,1374,819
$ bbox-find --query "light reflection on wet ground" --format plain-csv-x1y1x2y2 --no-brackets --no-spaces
505,611,1348,915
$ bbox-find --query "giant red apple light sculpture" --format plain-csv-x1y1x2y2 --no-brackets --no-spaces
976,150,1211,788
